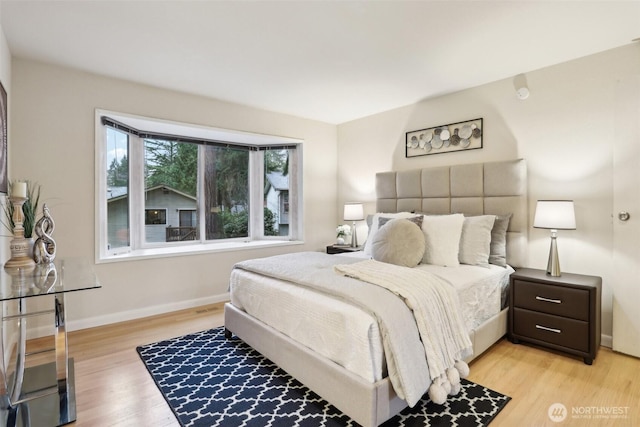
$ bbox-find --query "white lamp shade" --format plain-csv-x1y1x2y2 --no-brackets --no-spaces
533,200,576,230
343,203,364,221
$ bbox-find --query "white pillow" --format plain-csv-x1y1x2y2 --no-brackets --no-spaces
371,218,426,267
459,215,496,267
363,212,419,256
421,214,465,267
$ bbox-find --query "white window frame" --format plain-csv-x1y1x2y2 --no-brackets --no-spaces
95,109,304,263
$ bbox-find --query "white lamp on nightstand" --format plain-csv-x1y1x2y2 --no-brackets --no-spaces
343,203,364,248
533,200,576,277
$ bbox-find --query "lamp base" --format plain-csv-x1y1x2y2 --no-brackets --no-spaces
350,222,358,248
546,231,561,277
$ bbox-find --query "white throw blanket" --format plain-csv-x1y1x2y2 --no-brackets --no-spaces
334,259,473,403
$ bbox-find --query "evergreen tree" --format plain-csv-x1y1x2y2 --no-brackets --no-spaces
265,149,288,174
107,154,129,186
215,147,249,211
144,139,198,196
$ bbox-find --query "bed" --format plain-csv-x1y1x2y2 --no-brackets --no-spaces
224,159,527,426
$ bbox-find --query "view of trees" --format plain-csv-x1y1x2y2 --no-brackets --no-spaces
220,207,278,237
107,154,128,187
145,140,197,196
107,139,288,239
265,148,288,176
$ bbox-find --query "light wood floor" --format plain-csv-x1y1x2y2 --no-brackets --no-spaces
26,302,640,426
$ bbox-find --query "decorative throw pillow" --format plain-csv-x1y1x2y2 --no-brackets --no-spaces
489,213,512,267
459,215,496,267
421,214,465,267
378,215,424,230
363,212,418,256
371,218,426,267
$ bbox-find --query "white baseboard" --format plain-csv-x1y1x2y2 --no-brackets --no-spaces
601,334,612,349
26,293,230,340
23,299,616,352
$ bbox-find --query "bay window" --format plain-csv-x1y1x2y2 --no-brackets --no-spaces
95,110,303,261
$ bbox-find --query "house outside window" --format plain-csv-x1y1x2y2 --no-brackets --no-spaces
97,110,303,261
265,168,290,237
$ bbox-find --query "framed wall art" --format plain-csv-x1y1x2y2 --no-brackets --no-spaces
406,118,483,158
0,81,6,193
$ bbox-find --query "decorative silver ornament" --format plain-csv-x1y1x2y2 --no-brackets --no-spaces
34,204,56,264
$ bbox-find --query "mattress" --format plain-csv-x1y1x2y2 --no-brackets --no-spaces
229,253,513,383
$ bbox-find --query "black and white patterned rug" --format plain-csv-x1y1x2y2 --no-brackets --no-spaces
137,327,510,427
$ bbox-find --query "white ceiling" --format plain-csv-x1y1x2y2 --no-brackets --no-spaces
1,1,639,124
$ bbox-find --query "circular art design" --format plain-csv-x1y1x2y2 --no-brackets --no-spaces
406,119,482,157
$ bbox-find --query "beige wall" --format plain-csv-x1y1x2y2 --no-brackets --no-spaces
10,59,337,332
337,43,640,341
7,35,640,342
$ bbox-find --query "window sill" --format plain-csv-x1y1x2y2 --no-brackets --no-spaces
97,239,304,264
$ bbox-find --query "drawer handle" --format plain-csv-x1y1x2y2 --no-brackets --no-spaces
536,324,562,334
536,296,562,304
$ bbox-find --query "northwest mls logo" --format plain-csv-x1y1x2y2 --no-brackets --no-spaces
548,403,568,422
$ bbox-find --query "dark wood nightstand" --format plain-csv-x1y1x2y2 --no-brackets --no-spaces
509,268,601,365
326,245,363,255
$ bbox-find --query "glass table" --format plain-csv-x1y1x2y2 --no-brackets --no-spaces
0,258,101,427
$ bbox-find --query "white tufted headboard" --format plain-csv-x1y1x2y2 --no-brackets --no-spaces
375,159,527,267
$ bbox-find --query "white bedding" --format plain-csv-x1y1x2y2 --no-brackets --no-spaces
229,252,513,384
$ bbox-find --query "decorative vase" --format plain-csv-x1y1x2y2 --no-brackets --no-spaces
336,237,345,245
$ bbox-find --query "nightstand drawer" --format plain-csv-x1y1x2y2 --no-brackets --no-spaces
513,280,589,320
513,308,589,353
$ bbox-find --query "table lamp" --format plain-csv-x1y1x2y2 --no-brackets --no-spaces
533,200,576,276
343,203,364,248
